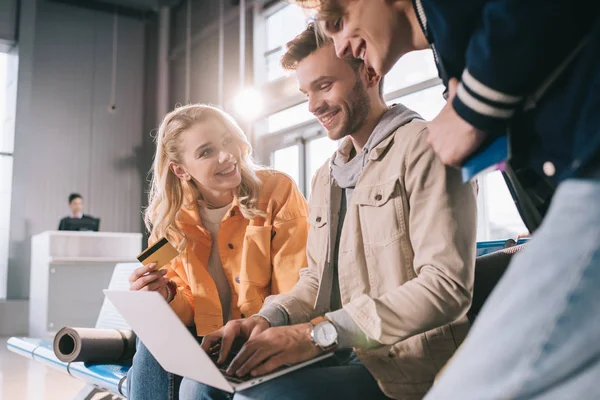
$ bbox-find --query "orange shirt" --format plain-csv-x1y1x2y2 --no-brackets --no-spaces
164,170,308,336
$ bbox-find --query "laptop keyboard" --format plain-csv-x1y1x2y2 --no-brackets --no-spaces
209,349,255,383
208,341,289,384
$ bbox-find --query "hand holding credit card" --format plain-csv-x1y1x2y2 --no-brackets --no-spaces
136,237,180,269
128,237,180,298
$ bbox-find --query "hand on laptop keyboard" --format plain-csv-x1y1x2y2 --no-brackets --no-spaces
208,340,288,382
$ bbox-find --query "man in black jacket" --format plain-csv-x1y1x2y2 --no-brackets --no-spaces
58,193,99,231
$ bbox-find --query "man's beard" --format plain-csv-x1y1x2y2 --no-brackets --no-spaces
329,79,371,140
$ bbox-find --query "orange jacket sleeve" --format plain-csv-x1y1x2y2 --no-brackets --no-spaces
165,256,195,327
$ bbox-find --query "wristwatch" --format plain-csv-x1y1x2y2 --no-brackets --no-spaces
310,316,338,352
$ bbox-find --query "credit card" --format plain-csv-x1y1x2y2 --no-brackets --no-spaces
136,237,179,268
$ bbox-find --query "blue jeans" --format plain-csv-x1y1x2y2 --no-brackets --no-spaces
179,351,389,400
426,178,600,399
127,330,227,400
129,339,388,400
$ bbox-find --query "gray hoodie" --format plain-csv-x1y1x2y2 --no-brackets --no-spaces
330,103,422,202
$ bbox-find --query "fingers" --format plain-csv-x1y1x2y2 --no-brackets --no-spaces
129,268,167,291
234,347,281,377
218,323,242,365
440,150,462,168
248,316,269,340
139,277,169,292
201,330,224,353
250,352,289,377
227,334,279,376
249,324,266,340
226,341,253,375
128,263,158,284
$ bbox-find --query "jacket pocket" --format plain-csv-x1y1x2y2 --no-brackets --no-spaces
353,178,406,247
239,225,272,286
388,334,439,382
307,206,329,261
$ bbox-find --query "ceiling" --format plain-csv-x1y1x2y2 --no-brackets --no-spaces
48,0,183,14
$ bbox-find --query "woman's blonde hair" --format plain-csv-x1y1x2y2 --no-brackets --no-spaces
145,104,265,250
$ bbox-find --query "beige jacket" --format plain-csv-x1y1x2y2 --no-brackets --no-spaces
265,119,477,399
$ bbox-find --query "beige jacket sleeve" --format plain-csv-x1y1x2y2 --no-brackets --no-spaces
343,127,477,345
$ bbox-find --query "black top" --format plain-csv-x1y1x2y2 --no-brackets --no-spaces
58,215,100,232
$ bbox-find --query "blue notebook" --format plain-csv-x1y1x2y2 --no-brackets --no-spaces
461,136,509,183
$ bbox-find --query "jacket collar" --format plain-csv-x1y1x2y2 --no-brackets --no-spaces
335,128,398,165
368,132,397,161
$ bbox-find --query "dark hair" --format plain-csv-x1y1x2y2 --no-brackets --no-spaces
281,23,384,97
69,193,82,203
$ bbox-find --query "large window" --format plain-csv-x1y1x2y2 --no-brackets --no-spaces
477,171,528,241
387,84,446,120
263,4,309,82
0,51,16,299
272,144,301,186
266,101,312,133
384,50,439,94
254,4,526,242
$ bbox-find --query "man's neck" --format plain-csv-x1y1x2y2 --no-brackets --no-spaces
394,1,429,57
350,101,388,154
406,2,429,51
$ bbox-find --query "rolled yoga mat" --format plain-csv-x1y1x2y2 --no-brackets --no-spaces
53,327,136,363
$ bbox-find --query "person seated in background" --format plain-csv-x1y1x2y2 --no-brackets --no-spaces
58,193,99,231
195,25,477,400
126,104,309,400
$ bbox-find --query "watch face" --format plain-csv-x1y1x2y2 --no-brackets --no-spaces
315,322,338,347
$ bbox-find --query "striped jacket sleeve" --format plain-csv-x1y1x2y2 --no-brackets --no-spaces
450,0,598,133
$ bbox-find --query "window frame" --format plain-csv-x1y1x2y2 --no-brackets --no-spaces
0,48,17,300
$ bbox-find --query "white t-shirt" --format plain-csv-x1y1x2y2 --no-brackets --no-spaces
198,203,233,324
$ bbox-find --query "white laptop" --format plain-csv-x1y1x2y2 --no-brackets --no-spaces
104,290,332,393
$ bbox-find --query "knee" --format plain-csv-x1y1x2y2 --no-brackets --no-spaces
128,340,165,391
131,340,158,368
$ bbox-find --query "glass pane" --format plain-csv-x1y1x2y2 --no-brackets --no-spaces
266,50,286,82
266,102,314,133
306,136,338,197
265,4,309,82
478,171,528,241
383,50,438,94
0,53,7,152
0,155,13,276
265,4,307,50
272,145,300,187
387,84,446,121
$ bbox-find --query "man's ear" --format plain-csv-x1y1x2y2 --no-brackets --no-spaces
365,66,382,91
169,161,190,181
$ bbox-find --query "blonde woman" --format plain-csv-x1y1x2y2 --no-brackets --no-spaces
127,104,309,400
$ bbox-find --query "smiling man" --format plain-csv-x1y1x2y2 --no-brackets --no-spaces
197,24,477,400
